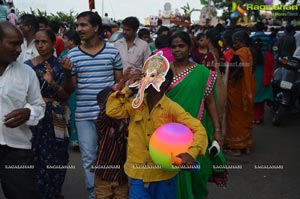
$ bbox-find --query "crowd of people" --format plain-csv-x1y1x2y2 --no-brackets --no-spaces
0,8,299,199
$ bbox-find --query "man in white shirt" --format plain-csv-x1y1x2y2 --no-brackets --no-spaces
17,14,39,63
0,21,45,199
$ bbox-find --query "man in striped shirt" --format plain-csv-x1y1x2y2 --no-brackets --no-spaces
63,11,123,199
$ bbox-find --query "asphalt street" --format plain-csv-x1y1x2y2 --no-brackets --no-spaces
1,107,300,199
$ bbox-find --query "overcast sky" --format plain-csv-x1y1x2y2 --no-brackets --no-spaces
14,0,213,22
14,0,280,23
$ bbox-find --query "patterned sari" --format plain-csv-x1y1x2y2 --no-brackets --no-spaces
25,56,69,199
167,64,227,199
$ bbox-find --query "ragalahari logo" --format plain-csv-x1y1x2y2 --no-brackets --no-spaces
230,2,246,19
230,0,298,18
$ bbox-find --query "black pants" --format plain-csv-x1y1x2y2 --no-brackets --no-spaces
0,145,40,199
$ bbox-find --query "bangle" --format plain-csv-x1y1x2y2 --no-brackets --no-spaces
214,128,222,132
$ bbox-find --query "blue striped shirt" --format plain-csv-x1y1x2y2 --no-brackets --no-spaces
67,44,123,121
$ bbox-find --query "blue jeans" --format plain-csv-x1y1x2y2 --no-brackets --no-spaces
129,177,177,199
76,120,98,199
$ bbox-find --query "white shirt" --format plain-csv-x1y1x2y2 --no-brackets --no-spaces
102,17,111,24
295,31,300,48
0,62,45,149
114,37,151,71
293,46,300,59
17,39,39,63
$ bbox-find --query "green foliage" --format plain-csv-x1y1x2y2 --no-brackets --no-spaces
48,11,77,23
181,3,191,13
18,8,77,24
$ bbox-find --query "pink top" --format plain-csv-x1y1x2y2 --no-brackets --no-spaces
153,47,174,62
7,13,18,25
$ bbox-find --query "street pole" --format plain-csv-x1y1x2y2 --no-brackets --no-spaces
102,0,104,17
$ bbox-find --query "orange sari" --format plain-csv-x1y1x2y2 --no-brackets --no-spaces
225,47,256,150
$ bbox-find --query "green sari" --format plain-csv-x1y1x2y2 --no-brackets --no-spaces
167,64,227,199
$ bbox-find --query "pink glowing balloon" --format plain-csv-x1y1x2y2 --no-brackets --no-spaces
149,123,194,171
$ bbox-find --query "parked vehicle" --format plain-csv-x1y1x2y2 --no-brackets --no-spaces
271,56,300,126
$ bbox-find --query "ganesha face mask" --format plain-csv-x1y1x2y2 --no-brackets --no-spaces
129,52,170,109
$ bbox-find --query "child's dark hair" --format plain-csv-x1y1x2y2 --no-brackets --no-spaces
155,34,169,49
222,30,234,48
195,32,205,41
48,20,60,34
37,16,48,28
157,26,169,36
64,29,81,46
138,28,150,39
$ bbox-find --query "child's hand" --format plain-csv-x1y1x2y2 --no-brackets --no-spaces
114,79,125,90
176,153,195,170
124,67,143,82
127,72,144,86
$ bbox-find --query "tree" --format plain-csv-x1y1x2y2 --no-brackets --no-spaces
48,11,77,24
180,3,197,22
18,8,77,24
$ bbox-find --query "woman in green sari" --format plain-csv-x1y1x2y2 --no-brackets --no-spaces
166,31,227,199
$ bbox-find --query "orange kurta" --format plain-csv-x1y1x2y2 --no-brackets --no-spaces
225,47,256,150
